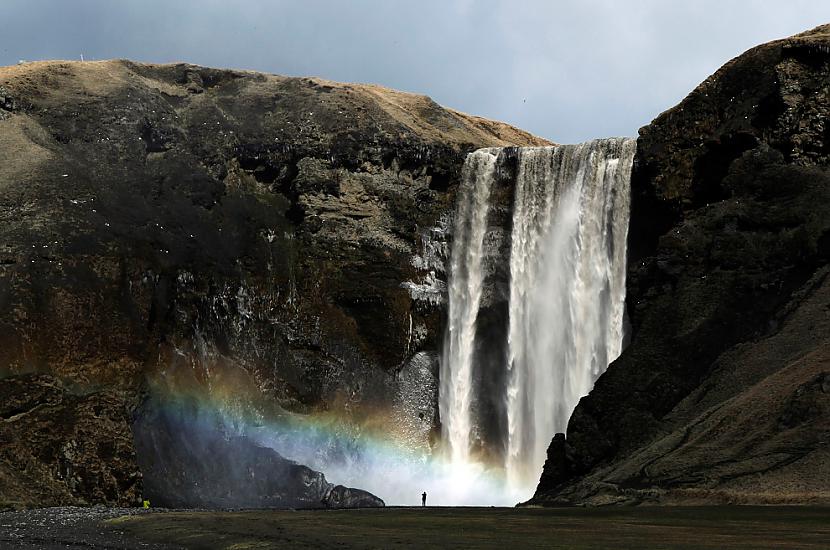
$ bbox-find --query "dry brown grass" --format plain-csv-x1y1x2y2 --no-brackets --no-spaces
109,506,830,549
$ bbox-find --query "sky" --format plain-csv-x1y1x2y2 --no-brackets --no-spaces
1,1,829,143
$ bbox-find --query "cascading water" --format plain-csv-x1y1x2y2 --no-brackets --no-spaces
440,149,499,465
145,139,635,509
441,138,636,500
504,139,635,491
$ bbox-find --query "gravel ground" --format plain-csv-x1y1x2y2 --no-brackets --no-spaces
2,505,829,549
0,507,180,549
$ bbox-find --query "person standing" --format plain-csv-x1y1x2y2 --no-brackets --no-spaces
421,491,427,507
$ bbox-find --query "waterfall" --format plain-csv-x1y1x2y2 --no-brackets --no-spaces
504,139,635,491
440,149,499,465
440,138,636,499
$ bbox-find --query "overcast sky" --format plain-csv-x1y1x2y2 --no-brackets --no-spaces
2,1,828,142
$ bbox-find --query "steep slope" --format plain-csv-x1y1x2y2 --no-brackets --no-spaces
531,24,830,505
0,60,548,507
0,59,546,390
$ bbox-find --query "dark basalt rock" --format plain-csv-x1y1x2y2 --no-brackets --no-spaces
0,374,142,508
323,485,385,509
0,59,546,507
133,403,384,509
0,59,545,397
530,24,830,506
0,87,14,112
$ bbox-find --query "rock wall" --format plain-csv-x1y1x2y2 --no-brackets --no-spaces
133,400,384,509
531,24,830,505
0,59,547,507
0,374,141,508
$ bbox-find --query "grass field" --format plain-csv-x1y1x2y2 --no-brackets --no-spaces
108,506,830,549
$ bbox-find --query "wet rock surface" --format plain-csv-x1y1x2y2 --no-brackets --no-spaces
323,485,385,509
134,403,384,509
531,24,830,505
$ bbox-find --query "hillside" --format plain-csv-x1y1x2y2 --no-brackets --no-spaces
530,23,830,506
0,59,548,507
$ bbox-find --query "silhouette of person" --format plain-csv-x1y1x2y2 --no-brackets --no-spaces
422,491,427,507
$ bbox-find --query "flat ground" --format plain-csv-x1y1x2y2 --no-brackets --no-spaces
2,506,828,549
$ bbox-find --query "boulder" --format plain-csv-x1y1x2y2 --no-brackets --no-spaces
133,401,384,509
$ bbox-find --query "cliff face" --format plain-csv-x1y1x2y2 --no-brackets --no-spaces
531,24,830,505
4,24,829,509
134,403,385,509
0,59,545,392
0,374,141,508
0,60,547,507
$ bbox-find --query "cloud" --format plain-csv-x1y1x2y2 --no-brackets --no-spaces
1,0,828,142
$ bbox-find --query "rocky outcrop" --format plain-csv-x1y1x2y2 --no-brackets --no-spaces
0,374,141,508
0,59,546,507
531,24,830,505
323,484,385,509
133,402,383,509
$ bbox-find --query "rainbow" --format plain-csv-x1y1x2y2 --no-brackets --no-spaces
143,359,528,506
